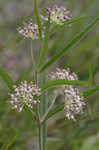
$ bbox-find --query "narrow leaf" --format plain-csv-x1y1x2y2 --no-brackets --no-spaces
41,79,88,93
40,18,99,72
0,67,13,89
83,86,99,97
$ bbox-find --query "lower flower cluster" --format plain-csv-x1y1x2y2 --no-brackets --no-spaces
9,81,41,112
49,68,85,121
64,86,85,121
8,68,85,121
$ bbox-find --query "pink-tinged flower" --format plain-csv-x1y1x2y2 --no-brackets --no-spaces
64,86,85,121
9,81,41,112
45,5,72,25
17,19,39,40
49,68,85,121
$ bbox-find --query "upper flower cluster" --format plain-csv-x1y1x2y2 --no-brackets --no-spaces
17,4,72,39
46,5,72,25
49,68,85,121
17,20,39,40
9,81,41,112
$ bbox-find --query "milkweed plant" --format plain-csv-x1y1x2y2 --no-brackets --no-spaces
1,1,98,150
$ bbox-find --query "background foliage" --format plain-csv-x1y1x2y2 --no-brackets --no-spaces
0,0,99,149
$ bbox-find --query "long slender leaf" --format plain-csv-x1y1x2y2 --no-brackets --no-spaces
40,18,99,72
0,67,13,89
41,80,88,93
83,85,99,97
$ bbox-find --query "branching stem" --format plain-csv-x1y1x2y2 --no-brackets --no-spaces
41,94,57,124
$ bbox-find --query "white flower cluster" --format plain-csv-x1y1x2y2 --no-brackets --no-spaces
49,68,85,121
9,81,41,112
46,5,72,25
17,20,39,40
49,68,78,81
17,5,72,39
64,86,85,121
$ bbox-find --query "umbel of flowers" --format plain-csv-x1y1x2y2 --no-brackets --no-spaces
9,81,41,112
49,68,85,121
46,5,72,25
17,19,39,40
17,5,72,39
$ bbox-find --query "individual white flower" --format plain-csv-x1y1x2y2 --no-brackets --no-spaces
49,68,85,121
9,81,41,112
17,19,39,40
45,5,72,25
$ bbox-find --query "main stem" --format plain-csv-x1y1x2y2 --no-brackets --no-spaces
39,72,48,150
38,118,43,150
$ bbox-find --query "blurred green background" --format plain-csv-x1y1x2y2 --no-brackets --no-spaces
0,0,99,150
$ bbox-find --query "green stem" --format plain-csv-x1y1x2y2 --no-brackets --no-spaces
39,72,48,150
38,14,50,68
33,1,49,149
29,107,42,150
34,0,42,40
41,94,57,124
36,107,43,150
30,40,37,71
30,40,42,149
30,40,39,83
38,123,43,150
38,15,50,150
